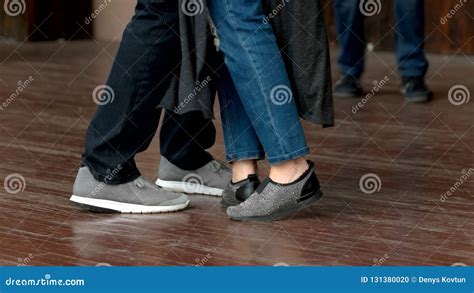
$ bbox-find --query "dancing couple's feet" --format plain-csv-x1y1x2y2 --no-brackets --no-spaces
221,160,323,222
70,157,231,214
70,156,323,221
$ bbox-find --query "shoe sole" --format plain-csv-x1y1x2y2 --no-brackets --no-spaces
220,196,241,208
400,88,432,103
229,190,323,222
69,195,190,214
156,179,224,197
334,92,360,99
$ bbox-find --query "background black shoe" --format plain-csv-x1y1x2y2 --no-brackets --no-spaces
401,76,433,103
333,74,363,98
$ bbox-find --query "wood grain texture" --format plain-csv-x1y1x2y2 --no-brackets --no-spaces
0,41,472,266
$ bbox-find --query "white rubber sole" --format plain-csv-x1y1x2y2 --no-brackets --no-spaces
69,195,190,214
156,179,224,197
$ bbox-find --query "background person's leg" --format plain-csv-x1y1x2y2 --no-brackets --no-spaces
82,0,181,184
160,110,215,171
394,0,428,77
394,0,431,102
334,0,366,78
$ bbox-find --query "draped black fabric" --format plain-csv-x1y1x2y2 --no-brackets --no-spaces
160,0,334,127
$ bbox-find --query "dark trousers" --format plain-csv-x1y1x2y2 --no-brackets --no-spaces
82,0,214,184
334,0,428,78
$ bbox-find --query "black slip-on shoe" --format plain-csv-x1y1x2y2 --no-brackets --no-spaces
220,174,260,207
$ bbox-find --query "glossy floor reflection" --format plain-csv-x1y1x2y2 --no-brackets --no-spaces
0,41,473,266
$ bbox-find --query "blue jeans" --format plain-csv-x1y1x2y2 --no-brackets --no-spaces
334,0,428,78
208,0,309,164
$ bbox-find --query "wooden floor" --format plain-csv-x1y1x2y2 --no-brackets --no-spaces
0,41,472,266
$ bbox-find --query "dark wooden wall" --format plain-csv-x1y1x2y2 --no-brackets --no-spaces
1,0,92,42
1,0,473,53
322,0,474,54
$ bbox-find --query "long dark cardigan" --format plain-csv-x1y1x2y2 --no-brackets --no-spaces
161,0,334,127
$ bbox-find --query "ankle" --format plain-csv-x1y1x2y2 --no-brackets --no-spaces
269,158,309,184
232,160,258,183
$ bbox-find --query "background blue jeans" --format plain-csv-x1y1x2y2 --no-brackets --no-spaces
334,0,428,78
208,0,309,165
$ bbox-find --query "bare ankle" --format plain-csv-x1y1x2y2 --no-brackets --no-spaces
232,160,258,183
269,157,309,184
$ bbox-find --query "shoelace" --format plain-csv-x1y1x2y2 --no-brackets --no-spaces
209,160,224,172
133,177,147,189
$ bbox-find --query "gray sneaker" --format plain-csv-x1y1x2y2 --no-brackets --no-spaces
227,161,323,221
156,157,231,197
70,167,190,213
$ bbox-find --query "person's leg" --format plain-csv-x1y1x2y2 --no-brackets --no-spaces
394,0,432,102
208,0,309,174
208,0,322,221
160,110,215,170
334,0,366,78
333,0,365,97
394,0,428,78
72,0,189,213
215,59,263,206
156,110,232,197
